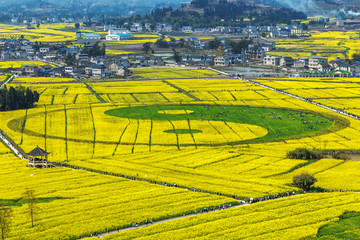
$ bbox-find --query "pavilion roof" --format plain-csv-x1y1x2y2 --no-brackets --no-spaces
27,146,50,156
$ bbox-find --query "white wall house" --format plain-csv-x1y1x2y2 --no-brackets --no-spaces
82,33,101,41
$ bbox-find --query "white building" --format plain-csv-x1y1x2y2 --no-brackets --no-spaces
106,33,134,41
106,28,134,41
82,33,101,41
309,56,328,70
264,55,281,66
40,47,50,53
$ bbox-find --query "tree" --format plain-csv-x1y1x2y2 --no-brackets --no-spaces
172,48,181,63
36,23,40,29
225,39,252,54
22,189,37,227
33,91,40,103
75,23,80,29
65,53,76,66
293,172,317,191
155,38,169,48
25,88,34,108
5,87,17,111
208,38,221,50
287,148,322,160
215,45,225,56
142,42,153,54
0,205,13,240
352,52,360,62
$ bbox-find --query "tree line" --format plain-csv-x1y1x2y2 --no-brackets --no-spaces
0,86,39,111
102,0,307,29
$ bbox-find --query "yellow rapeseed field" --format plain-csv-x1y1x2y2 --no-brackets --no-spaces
2,68,360,239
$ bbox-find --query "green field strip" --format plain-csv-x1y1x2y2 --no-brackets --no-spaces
19,109,28,145
157,105,180,150
224,121,244,141
147,107,153,152
39,88,47,95
208,92,220,101
162,80,201,101
73,94,78,104
50,95,55,105
64,104,68,161
63,87,68,95
44,105,47,151
158,92,170,102
254,90,270,99
185,109,197,149
89,104,96,158
129,93,140,102
112,119,131,156
228,91,237,101
83,82,106,103
207,121,233,146
106,94,113,102
313,161,346,175
193,154,245,169
131,120,140,154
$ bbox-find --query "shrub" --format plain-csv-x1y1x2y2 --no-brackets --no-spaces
331,151,350,160
293,172,317,191
287,148,322,160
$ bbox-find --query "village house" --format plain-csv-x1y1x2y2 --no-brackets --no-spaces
40,47,50,53
82,33,101,41
264,55,281,66
130,23,144,32
21,65,39,76
85,64,105,78
182,26,193,33
280,57,295,68
43,51,58,60
309,56,328,70
108,63,132,77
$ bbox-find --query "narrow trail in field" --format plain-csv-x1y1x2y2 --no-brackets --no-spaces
89,203,250,239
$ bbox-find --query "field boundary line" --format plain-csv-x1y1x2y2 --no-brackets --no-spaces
83,82,106,103
89,203,249,239
246,78,360,120
162,80,201,101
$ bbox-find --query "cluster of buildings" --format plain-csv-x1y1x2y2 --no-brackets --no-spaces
0,38,167,78
264,55,360,76
14,54,170,78
76,28,135,41
177,24,305,38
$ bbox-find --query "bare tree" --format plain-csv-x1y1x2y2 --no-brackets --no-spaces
22,189,37,227
0,205,13,240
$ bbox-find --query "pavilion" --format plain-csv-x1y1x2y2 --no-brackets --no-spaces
27,146,52,168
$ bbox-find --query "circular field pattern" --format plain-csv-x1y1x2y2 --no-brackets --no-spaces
104,105,335,145
7,104,339,147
